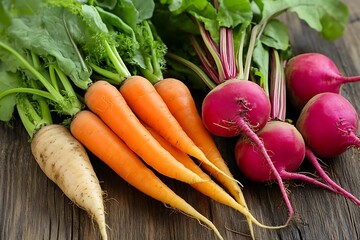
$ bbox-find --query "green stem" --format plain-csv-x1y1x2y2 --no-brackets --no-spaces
236,29,246,80
0,41,64,103
140,68,159,84
16,96,52,138
54,67,78,99
38,98,53,125
166,52,216,89
31,51,41,70
143,20,163,80
54,66,83,112
270,49,286,121
191,36,220,84
49,65,59,92
195,19,225,82
89,63,123,84
111,44,131,77
144,57,154,75
0,88,56,102
22,97,42,123
243,25,260,80
17,102,35,137
103,40,131,82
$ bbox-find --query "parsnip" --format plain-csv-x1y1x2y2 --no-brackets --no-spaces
31,124,108,240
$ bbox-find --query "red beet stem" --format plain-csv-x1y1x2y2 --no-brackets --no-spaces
235,116,293,225
305,147,360,206
280,171,336,192
341,75,360,84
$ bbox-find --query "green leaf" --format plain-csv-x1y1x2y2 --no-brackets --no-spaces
260,0,349,41
0,4,11,34
130,0,155,21
95,0,118,10
252,41,269,94
293,3,348,40
0,70,22,121
1,0,42,16
260,19,289,51
189,5,221,45
165,0,210,15
217,0,252,28
112,0,138,27
81,4,109,34
6,6,93,89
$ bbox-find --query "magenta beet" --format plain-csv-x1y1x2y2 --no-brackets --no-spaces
296,92,360,158
201,79,270,137
235,121,305,183
285,53,360,109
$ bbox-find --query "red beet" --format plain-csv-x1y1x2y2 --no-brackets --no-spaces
285,53,360,109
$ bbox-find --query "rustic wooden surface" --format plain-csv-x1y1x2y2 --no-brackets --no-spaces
1,1,360,239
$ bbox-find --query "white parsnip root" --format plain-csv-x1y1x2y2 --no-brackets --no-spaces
31,124,108,240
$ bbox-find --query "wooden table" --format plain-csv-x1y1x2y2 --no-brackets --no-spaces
1,1,360,239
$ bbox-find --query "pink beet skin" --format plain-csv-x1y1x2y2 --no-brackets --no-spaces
296,92,360,158
235,121,305,182
201,79,271,137
285,53,360,109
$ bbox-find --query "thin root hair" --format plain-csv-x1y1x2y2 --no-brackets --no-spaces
162,203,213,231
224,224,251,238
296,170,320,180
103,196,120,206
213,121,234,130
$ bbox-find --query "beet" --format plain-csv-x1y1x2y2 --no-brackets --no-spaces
285,53,360,109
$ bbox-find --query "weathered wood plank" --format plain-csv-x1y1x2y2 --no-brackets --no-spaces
1,1,360,239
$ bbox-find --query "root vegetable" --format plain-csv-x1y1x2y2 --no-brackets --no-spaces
235,120,360,223
85,80,205,185
285,52,360,109
119,75,234,182
70,110,224,240
296,92,360,158
31,124,108,239
201,79,270,137
154,78,245,205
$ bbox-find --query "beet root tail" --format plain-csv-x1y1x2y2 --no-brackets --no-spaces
235,117,293,225
305,147,360,206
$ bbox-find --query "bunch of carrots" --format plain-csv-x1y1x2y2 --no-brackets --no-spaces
0,0,289,239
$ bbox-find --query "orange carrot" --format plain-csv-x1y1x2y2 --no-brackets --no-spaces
119,75,235,183
154,78,254,235
154,78,242,199
70,110,223,240
84,80,204,185
144,123,285,233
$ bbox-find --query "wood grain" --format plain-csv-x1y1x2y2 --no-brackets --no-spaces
1,1,360,239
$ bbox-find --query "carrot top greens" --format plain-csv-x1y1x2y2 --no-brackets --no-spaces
0,0,169,127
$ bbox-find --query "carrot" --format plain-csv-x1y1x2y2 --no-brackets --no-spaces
84,80,205,185
154,78,255,235
70,110,224,240
154,78,242,198
31,124,108,240
119,75,235,183
145,123,286,233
